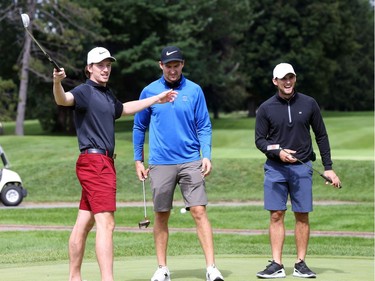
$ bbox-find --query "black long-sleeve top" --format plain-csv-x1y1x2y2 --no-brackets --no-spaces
255,92,333,170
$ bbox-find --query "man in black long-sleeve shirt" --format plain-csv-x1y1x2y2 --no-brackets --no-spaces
255,63,341,279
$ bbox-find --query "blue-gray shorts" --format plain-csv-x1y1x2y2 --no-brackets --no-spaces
263,159,313,213
149,160,208,212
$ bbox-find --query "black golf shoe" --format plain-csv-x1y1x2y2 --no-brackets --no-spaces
256,260,286,278
293,260,316,278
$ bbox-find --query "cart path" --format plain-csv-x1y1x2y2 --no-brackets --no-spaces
1,200,363,209
0,224,372,238
0,200,372,238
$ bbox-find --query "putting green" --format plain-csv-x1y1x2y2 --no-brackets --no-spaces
0,255,373,280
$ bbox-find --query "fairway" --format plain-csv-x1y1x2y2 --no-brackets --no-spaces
0,255,373,281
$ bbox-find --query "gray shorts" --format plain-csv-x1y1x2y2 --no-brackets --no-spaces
149,160,208,212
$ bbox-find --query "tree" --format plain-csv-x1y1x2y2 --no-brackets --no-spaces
1,0,373,135
0,1,24,125
243,0,374,115
76,0,252,113
326,0,374,110
0,78,18,121
16,0,35,135
84,0,252,119
166,0,252,119
7,0,105,134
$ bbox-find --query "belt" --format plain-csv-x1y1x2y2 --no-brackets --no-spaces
81,148,115,159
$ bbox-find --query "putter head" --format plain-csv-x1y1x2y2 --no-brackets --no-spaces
21,13,30,28
138,218,151,229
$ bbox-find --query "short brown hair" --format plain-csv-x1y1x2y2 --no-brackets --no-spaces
84,65,91,78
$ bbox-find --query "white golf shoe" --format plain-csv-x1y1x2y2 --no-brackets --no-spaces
151,266,171,281
206,264,224,281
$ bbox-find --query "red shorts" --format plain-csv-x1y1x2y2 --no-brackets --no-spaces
76,154,116,214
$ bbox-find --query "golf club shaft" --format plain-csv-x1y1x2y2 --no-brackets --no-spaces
280,148,333,183
24,28,61,71
142,180,147,218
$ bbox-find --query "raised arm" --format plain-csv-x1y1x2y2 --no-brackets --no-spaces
122,89,177,115
53,68,75,106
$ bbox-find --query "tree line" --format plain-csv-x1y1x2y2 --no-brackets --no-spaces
0,0,373,134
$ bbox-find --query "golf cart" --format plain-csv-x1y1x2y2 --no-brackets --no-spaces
0,145,27,206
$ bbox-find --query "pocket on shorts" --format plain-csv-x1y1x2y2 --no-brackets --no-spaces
77,154,106,176
180,160,204,185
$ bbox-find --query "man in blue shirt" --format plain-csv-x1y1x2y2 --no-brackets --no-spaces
133,46,224,281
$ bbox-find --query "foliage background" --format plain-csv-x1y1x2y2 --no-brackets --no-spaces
0,0,373,134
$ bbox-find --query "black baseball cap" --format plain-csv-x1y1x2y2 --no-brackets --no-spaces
160,46,184,64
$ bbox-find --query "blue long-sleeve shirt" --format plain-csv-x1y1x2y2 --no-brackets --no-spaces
255,92,333,170
133,75,212,164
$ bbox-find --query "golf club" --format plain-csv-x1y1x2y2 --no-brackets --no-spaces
138,179,151,229
268,144,341,188
20,13,61,71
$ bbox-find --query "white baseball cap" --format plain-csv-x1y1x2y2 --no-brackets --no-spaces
87,47,116,65
273,63,296,79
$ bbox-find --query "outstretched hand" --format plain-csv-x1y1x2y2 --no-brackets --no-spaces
157,89,178,103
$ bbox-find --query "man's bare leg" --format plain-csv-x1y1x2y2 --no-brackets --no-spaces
269,210,286,265
94,211,115,281
69,210,95,281
153,211,171,266
294,212,310,262
190,206,215,266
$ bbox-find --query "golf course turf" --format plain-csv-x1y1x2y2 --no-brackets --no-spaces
0,112,373,280
0,255,372,280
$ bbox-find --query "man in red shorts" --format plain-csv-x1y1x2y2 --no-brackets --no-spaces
52,47,177,281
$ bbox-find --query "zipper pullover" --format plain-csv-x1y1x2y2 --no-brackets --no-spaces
255,92,333,170
133,75,212,164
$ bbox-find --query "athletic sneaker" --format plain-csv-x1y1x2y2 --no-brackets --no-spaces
256,260,286,279
206,264,224,281
151,266,171,281
293,260,316,278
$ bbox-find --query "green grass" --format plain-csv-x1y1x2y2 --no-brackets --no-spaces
0,148,372,203
2,150,372,202
0,112,373,202
0,256,373,281
0,231,373,266
0,204,373,232
0,111,373,268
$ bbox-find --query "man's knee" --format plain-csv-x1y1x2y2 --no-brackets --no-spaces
270,210,285,223
190,205,208,220
294,212,309,223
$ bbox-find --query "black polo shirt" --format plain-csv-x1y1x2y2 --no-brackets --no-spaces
255,92,333,170
70,79,123,156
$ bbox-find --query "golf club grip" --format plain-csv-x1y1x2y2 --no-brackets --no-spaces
280,149,342,189
49,59,61,71
320,174,342,189
320,174,332,183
